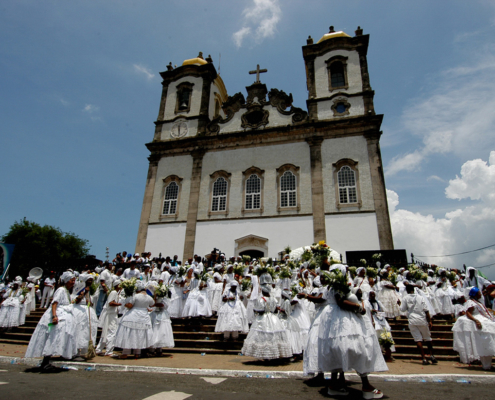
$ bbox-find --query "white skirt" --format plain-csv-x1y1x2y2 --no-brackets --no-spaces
210,283,224,312
241,312,292,359
182,289,212,318
151,310,175,348
303,305,327,376
0,298,21,328
453,315,495,363
215,300,249,333
318,304,388,374
25,305,78,359
114,308,154,349
377,288,401,318
72,303,98,352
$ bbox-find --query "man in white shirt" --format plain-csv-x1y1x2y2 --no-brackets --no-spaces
41,272,56,308
159,263,171,285
123,261,141,280
400,285,437,365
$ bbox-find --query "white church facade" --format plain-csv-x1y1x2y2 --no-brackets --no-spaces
136,26,394,261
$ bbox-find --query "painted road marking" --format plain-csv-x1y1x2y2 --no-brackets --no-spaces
0,382,8,385
142,391,192,400
201,377,227,384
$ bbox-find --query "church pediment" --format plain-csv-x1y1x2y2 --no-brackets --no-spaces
206,83,307,136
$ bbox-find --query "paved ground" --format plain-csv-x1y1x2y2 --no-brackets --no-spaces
0,343,493,376
0,363,493,400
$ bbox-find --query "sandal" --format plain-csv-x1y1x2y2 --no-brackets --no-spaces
118,355,128,359
363,389,383,399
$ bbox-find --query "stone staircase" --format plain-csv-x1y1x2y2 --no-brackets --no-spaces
0,306,458,361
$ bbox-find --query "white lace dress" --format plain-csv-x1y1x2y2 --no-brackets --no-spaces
303,287,329,376
0,289,23,328
241,296,292,359
151,296,175,348
71,293,98,353
209,273,224,312
114,292,154,350
215,291,249,334
317,289,388,374
168,280,185,318
365,299,396,352
453,299,495,364
278,299,304,355
25,287,78,359
377,280,401,318
181,279,212,318
435,279,455,315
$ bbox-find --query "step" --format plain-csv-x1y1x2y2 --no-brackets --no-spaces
172,331,247,341
393,344,455,356
172,324,217,333
0,332,32,341
173,339,243,350
391,330,453,339
0,338,29,345
163,347,240,355
393,353,459,361
171,318,218,326
392,337,452,346
389,324,453,332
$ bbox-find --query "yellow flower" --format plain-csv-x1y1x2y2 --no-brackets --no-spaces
318,240,326,246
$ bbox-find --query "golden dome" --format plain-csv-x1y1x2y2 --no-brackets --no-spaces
182,52,208,66
317,26,351,44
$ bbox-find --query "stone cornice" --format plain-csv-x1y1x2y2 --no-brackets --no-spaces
159,63,218,85
302,34,370,61
146,114,384,158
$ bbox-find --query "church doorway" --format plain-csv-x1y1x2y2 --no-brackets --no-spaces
234,234,269,258
239,249,264,259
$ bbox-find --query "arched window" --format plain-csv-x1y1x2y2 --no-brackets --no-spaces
245,174,261,210
337,166,357,204
331,61,346,88
212,177,228,212
280,171,297,208
175,82,194,114
160,175,183,218
163,182,179,214
326,56,348,91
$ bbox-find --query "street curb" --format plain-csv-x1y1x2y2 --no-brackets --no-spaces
1,356,494,383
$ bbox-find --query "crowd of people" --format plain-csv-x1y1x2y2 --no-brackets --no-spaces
1,245,495,398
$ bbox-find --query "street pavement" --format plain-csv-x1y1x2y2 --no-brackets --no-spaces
0,363,494,400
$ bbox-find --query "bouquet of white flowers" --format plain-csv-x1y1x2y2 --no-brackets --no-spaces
378,329,395,349
120,278,137,297
155,284,170,298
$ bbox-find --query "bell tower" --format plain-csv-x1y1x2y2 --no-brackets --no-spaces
302,26,375,121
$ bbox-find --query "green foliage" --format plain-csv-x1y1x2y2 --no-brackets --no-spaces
1,218,90,277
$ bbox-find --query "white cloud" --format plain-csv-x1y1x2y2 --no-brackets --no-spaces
133,64,155,80
83,104,99,113
427,175,445,183
385,48,495,176
233,0,281,48
60,98,69,107
388,152,495,279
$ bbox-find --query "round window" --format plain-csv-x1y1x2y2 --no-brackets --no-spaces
336,102,347,114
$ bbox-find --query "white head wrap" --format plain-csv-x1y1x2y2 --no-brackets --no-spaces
330,264,346,275
356,267,365,276
61,271,75,283
79,273,94,283
136,281,146,292
113,278,122,287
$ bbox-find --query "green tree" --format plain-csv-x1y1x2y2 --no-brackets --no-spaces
1,218,90,278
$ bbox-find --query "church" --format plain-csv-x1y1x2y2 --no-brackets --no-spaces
135,26,394,261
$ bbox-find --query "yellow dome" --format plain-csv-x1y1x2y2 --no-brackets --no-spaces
182,52,208,66
317,28,351,44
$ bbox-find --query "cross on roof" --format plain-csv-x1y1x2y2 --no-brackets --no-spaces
249,64,267,83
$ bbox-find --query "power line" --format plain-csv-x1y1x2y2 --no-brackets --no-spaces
476,262,495,270
415,243,495,258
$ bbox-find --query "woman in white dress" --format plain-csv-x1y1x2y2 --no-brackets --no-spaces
114,281,155,359
0,278,24,330
209,265,225,314
71,274,98,360
241,285,292,360
365,290,396,361
25,272,78,370
376,271,401,319
96,279,123,356
318,267,388,398
453,287,495,370
278,289,304,359
215,281,249,340
150,284,175,353
182,270,212,318
354,267,373,301
435,269,455,317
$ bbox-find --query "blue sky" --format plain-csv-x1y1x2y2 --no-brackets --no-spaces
1,1,495,279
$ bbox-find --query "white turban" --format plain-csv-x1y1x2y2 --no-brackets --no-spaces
330,264,346,275
356,267,365,276
113,278,122,287
61,271,75,283
79,273,94,283
136,281,146,292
